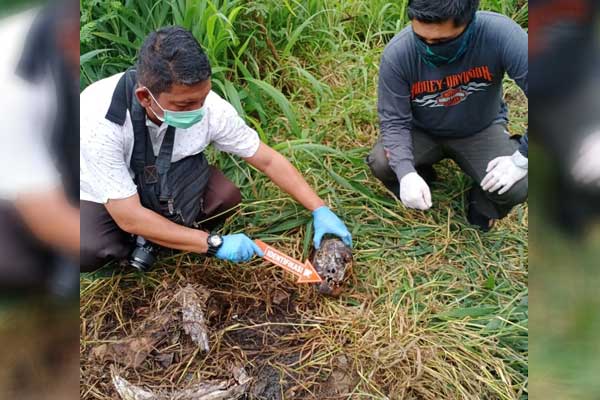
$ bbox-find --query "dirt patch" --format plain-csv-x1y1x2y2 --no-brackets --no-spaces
316,354,359,399
0,302,79,399
80,263,338,399
202,291,306,399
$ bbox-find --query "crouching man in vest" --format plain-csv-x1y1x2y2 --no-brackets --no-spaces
80,26,352,272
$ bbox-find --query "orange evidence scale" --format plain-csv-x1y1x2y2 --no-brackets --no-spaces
254,240,323,284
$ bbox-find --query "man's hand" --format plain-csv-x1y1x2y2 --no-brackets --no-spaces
399,172,432,210
481,151,528,195
572,130,600,186
215,234,264,263
312,206,352,248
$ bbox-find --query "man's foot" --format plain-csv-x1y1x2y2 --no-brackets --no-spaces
416,165,438,185
467,202,496,232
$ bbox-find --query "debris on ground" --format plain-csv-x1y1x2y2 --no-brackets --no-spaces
81,268,334,400
318,354,359,398
310,237,353,297
90,284,211,368
111,365,251,400
92,336,158,368
0,303,79,399
271,288,289,306
175,284,211,352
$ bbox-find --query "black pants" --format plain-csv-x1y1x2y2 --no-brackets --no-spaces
0,202,79,295
0,202,53,290
367,123,528,220
80,167,242,272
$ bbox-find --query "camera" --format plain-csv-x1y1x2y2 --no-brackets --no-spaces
129,236,156,272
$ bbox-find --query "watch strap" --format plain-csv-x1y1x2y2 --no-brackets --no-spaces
206,234,223,257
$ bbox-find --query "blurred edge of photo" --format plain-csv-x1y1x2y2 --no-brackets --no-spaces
0,1,79,399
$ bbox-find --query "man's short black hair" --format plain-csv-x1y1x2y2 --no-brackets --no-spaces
407,0,480,26
137,26,211,95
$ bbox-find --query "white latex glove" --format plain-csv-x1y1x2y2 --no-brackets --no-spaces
481,151,528,195
571,130,600,186
399,172,432,210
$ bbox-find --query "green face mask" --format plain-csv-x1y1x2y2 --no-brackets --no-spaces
146,88,206,129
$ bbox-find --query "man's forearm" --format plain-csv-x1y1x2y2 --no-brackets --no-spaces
263,152,325,211
381,125,415,181
120,207,209,253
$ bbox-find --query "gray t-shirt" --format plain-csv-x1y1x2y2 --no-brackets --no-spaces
378,11,528,180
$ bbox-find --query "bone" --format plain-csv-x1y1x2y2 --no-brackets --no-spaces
175,284,211,352
111,365,251,400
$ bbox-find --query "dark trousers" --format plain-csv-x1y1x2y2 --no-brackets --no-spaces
0,202,52,289
80,166,242,272
0,202,79,296
367,123,528,220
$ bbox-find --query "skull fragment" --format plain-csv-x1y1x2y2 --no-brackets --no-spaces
310,238,352,297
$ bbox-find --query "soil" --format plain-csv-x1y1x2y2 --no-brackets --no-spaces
82,281,325,399
208,291,307,399
0,301,79,399
81,255,358,399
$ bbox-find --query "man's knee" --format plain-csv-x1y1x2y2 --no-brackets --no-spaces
80,200,131,271
367,143,394,181
219,179,242,211
204,167,242,211
80,217,131,272
79,240,102,271
0,205,48,287
80,236,130,272
490,178,528,207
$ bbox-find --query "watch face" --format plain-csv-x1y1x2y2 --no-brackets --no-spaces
209,235,223,247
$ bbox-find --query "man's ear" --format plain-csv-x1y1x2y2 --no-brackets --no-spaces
135,87,152,108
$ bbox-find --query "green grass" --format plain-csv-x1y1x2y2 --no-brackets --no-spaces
529,225,600,400
80,1,528,398
528,148,600,400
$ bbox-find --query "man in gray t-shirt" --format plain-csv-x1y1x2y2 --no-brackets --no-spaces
367,0,528,231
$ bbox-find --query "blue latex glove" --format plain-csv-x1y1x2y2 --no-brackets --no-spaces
312,206,352,249
215,234,264,263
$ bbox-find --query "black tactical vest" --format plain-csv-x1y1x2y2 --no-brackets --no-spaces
104,69,210,227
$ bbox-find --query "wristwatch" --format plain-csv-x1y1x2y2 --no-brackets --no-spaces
206,234,224,257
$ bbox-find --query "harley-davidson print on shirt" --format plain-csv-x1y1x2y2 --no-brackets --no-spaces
411,65,494,108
